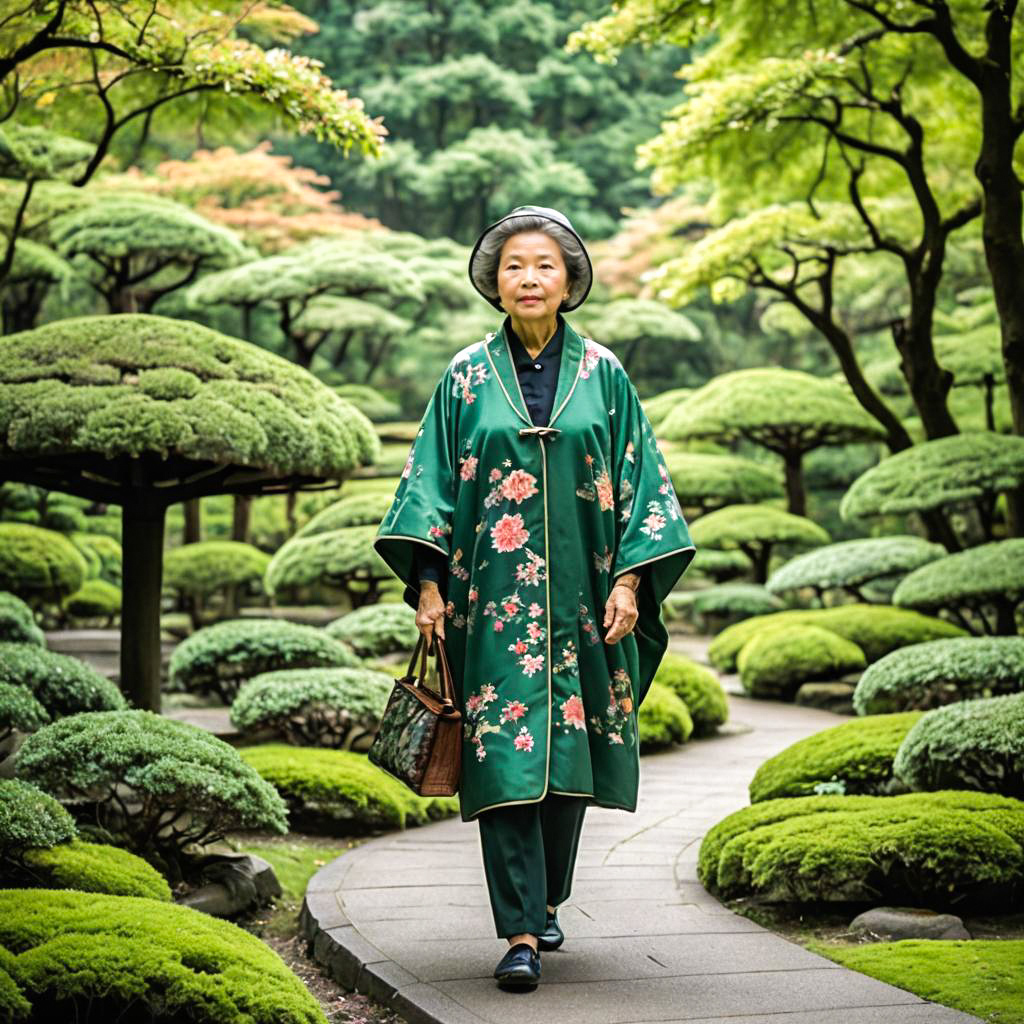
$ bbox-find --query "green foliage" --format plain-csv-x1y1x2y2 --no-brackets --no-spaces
698,790,1024,908
0,889,327,1024
17,840,172,901
637,680,694,750
651,652,728,736
68,532,122,585
737,624,867,699
239,744,459,833
264,524,394,597
332,384,402,423
293,492,395,539
230,667,394,750
766,536,947,598
0,779,77,860
749,712,923,802
841,432,1024,520
0,642,126,718
14,710,288,869
0,683,50,740
62,578,121,619
0,123,94,182
168,618,361,703
670,583,785,622
0,523,88,605
324,602,419,656
691,503,830,550
709,604,967,672
0,593,44,646
893,694,1024,799
164,541,271,597
662,451,783,511
854,637,1024,715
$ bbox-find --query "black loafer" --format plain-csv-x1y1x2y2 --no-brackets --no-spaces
536,910,564,951
494,942,541,988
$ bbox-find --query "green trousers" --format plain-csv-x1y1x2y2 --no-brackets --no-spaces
476,792,589,939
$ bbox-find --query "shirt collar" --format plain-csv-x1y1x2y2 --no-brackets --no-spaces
504,312,565,367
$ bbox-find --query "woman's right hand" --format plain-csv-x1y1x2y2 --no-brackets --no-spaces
416,581,446,652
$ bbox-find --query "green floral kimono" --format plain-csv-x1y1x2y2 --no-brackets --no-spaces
373,319,696,821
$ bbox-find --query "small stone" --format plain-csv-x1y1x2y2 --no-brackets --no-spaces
794,681,856,714
849,906,972,941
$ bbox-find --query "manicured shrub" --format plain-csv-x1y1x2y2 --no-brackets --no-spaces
294,492,395,538
749,712,923,802
16,840,172,900
0,779,76,861
737,624,867,699
698,790,1024,910
230,667,393,750
894,693,1024,798
0,889,327,1023
62,578,121,621
0,522,88,606
0,684,49,743
652,652,728,736
666,583,784,629
68,531,122,585
163,540,271,602
709,604,966,673
168,618,360,703
324,602,419,656
0,592,44,646
239,744,459,833
14,710,288,879
0,642,126,718
853,636,1024,715
637,681,694,751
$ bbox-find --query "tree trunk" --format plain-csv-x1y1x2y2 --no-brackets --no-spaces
232,495,251,544
120,493,167,712
183,498,201,545
782,448,805,517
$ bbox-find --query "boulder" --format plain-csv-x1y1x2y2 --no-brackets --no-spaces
849,906,972,941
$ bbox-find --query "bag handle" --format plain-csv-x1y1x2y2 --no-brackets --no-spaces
404,632,457,706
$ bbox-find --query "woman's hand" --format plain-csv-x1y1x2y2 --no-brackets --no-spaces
416,581,446,652
603,575,640,644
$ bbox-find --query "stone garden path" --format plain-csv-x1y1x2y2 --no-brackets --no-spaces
301,636,983,1024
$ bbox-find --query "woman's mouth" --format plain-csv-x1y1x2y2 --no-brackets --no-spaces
519,297,540,304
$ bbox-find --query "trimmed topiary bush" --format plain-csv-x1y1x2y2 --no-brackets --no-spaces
893,693,1024,798
68,531,122,586
637,681,694,751
0,522,88,607
0,889,328,1023
853,636,1024,715
0,643,127,718
324,602,419,656
230,667,394,750
665,583,784,630
698,789,1024,910
62,578,121,622
168,618,360,703
14,710,288,881
0,779,76,862
0,592,44,646
16,840,172,900
709,604,966,673
239,744,459,833
294,492,395,538
749,712,924,802
652,652,728,736
163,540,271,618
737,624,867,699
0,684,49,743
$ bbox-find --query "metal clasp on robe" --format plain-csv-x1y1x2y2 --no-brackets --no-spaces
518,425,561,441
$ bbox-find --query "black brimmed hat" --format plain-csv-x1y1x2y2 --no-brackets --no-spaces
468,205,593,312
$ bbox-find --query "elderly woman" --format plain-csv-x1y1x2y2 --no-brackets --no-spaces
373,205,696,991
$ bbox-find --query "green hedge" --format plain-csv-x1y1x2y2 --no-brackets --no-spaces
651,652,728,736
709,604,966,673
230,667,394,750
0,593,44,646
637,681,694,751
324,602,419,657
853,636,1024,714
737,624,867,699
168,618,360,703
17,840,172,900
698,790,1024,909
894,693,1024,798
749,712,923,802
239,744,459,833
0,889,327,1023
0,522,87,605
0,642,126,718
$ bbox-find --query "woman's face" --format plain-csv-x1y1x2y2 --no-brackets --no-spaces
496,231,570,322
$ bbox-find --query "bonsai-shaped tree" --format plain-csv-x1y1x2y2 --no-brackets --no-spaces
291,295,410,374
892,539,1024,636
660,367,887,515
766,536,948,605
163,540,272,628
840,432,1024,549
642,387,695,432
689,503,830,583
662,451,784,515
0,313,380,711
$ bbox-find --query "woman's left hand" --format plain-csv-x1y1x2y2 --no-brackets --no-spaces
603,583,638,644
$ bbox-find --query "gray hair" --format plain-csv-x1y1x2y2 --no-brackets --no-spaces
470,214,590,311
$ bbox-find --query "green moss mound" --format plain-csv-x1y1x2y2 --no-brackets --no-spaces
168,618,361,703
16,840,172,900
853,636,1024,714
0,642,126,718
749,712,924,802
894,693,1024,798
637,681,694,751
709,604,965,673
0,593,44,646
239,744,459,833
698,789,1024,910
652,652,728,736
737,624,867,699
0,888,327,1023
324,602,419,656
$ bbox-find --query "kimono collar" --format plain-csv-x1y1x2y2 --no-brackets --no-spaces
483,313,586,431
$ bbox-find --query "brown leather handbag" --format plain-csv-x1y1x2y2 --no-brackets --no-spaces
367,633,462,797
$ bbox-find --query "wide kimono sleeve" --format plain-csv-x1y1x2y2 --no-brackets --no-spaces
373,364,457,612
609,367,697,707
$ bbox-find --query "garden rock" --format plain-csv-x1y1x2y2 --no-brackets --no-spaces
849,906,972,941
176,852,282,918
794,680,857,713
